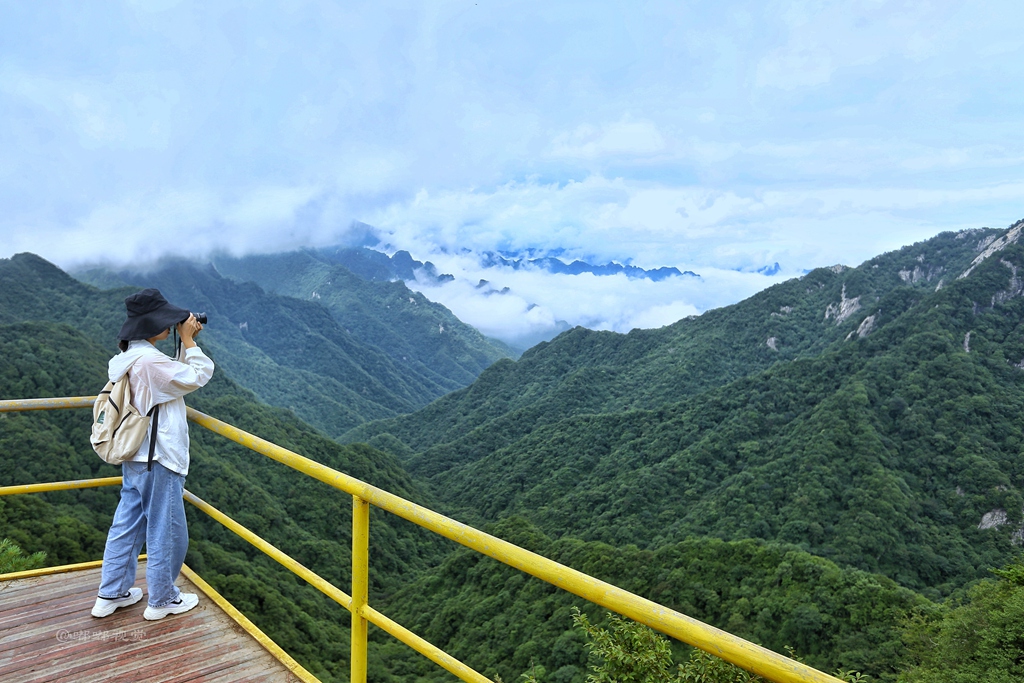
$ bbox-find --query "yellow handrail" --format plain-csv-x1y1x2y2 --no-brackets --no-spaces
0,477,122,495
0,396,95,411
0,397,842,683
185,406,839,683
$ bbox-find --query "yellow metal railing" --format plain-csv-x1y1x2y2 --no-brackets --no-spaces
0,396,841,683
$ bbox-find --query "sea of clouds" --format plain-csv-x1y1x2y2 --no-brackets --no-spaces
403,252,787,349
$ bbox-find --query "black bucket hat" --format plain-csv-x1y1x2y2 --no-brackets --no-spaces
117,288,191,342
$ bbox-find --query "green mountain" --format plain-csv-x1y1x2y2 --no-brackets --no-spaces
345,223,1024,595
208,249,517,383
68,255,512,439
342,228,994,458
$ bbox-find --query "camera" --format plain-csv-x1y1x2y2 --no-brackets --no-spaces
192,312,208,325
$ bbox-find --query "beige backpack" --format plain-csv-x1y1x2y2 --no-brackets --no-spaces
90,366,159,466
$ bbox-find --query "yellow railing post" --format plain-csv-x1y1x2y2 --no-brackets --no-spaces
351,495,370,683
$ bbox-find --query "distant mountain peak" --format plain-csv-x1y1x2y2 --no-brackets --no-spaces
312,245,454,283
479,251,697,281
731,261,783,276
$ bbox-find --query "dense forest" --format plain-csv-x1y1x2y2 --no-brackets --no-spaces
3,221,1024,681
347,225,1024,591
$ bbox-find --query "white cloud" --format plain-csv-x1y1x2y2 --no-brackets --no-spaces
753,0,952,90
222,186,323,230
755,47,835,90
550,119,666,159
0,66,180,150
366,175,1024,275
8,165,1019,350
3,184,324,266
405,250,783,346
625,300,702,330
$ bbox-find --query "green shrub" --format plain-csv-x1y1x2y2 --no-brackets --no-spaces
899,556,1024,682
0,537,46,574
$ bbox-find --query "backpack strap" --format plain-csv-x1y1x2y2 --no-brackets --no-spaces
147,404,160,472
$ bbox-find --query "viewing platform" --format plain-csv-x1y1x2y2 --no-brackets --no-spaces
0,560,312,683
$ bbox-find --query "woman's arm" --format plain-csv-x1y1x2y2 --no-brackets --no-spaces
141,350,215,405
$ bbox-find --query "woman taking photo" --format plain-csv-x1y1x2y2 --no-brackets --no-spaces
91,288,214,621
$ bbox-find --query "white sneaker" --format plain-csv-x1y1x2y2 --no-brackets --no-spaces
143,592,199,620
91,587,144,617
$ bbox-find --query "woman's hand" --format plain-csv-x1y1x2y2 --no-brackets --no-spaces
177,314,203,349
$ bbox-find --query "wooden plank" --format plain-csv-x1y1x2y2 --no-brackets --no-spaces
0,619,212,679
55,638,248,683
0,571,98,602
0,605,210,678
199,660,304,683
0,562,312,683
0,576,102,622
125,640,266,683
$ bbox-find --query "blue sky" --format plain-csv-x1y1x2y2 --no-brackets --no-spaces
2,1,1023,343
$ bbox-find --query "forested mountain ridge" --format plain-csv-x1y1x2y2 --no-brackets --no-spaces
0,320,440,577
0,252,925,682
0,319,930,682
342,226,1003,461
38,253,505,438
345,222,1024,596
208,249,517,382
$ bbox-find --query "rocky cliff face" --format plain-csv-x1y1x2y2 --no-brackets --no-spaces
958,219,1024,279
824,284,862,324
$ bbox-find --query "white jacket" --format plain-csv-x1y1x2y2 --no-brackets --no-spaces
107,340,215,476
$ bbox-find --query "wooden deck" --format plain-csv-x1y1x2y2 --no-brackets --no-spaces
0,562,311,683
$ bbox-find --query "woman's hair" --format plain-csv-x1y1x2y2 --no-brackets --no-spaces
118,340,129,352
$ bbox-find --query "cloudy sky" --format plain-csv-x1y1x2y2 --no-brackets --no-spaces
2,1,1023,344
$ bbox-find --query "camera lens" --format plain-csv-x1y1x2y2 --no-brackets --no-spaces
194,312,208,325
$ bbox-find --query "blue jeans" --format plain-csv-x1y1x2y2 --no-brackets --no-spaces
97,461,188,607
